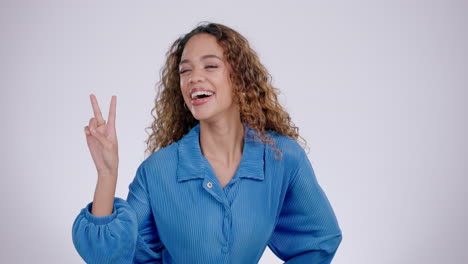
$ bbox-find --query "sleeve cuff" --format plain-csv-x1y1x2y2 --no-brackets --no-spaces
83,197,125,225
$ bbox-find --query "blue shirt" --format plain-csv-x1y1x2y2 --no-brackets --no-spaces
72,123,342,264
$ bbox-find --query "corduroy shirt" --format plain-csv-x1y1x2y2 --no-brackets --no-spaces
72,123,342,264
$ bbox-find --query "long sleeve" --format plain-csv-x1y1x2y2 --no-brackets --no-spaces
72,164,165,264
268,152,343,264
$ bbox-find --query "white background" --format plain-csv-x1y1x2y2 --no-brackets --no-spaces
1,0,467,263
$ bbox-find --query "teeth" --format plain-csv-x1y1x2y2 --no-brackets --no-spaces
191,90,214,99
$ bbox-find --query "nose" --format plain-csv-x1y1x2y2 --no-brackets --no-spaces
188,68,205,84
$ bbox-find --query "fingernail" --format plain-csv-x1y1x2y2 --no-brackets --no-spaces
91,128,96,133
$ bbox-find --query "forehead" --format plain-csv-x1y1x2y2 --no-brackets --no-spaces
181,33,224,60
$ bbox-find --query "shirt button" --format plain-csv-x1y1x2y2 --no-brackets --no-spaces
222,246,229,253
207,182,213,188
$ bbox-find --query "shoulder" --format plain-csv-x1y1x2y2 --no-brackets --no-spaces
139,142,179,173
265,130,307,168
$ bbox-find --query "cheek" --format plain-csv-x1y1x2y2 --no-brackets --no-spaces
217,87,234,105
216,74,233,92
180,80,189,98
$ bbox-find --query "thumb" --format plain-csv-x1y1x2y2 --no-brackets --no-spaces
90,127,110,146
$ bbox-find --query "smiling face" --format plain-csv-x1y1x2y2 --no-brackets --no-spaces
179,33,239,122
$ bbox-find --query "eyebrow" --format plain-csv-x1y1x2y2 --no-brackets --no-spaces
179,55,223,66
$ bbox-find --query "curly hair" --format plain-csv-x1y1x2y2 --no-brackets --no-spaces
144,22,307,160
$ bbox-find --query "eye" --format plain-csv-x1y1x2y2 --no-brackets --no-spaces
205,65,218,69
179,69,191,74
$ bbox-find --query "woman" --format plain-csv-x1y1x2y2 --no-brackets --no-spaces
72,22,342,264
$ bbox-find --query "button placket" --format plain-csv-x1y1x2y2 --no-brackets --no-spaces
202,157,229,206
221,205,232,254
224,177,241,207
202,177,225,205
200,157,234,255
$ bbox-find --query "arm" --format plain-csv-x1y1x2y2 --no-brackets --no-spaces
268,151,343,264
72,164,164,264
127,164,165,262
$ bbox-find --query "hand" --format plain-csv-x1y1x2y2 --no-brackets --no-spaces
84,94,119,176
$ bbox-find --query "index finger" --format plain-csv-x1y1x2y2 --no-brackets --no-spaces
89,94,104,123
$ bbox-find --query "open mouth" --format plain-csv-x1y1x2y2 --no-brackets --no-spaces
191,91,214,100
190,90,215,106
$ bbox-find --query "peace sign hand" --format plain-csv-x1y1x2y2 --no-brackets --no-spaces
84,94,119,176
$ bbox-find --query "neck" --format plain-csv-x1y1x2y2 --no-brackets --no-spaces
199,118,244,167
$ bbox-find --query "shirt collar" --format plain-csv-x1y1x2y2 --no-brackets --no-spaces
177,123,265,182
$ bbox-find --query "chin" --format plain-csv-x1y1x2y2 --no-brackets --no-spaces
189,108,215,121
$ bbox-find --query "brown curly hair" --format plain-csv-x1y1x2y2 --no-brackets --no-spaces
144,22,307,160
